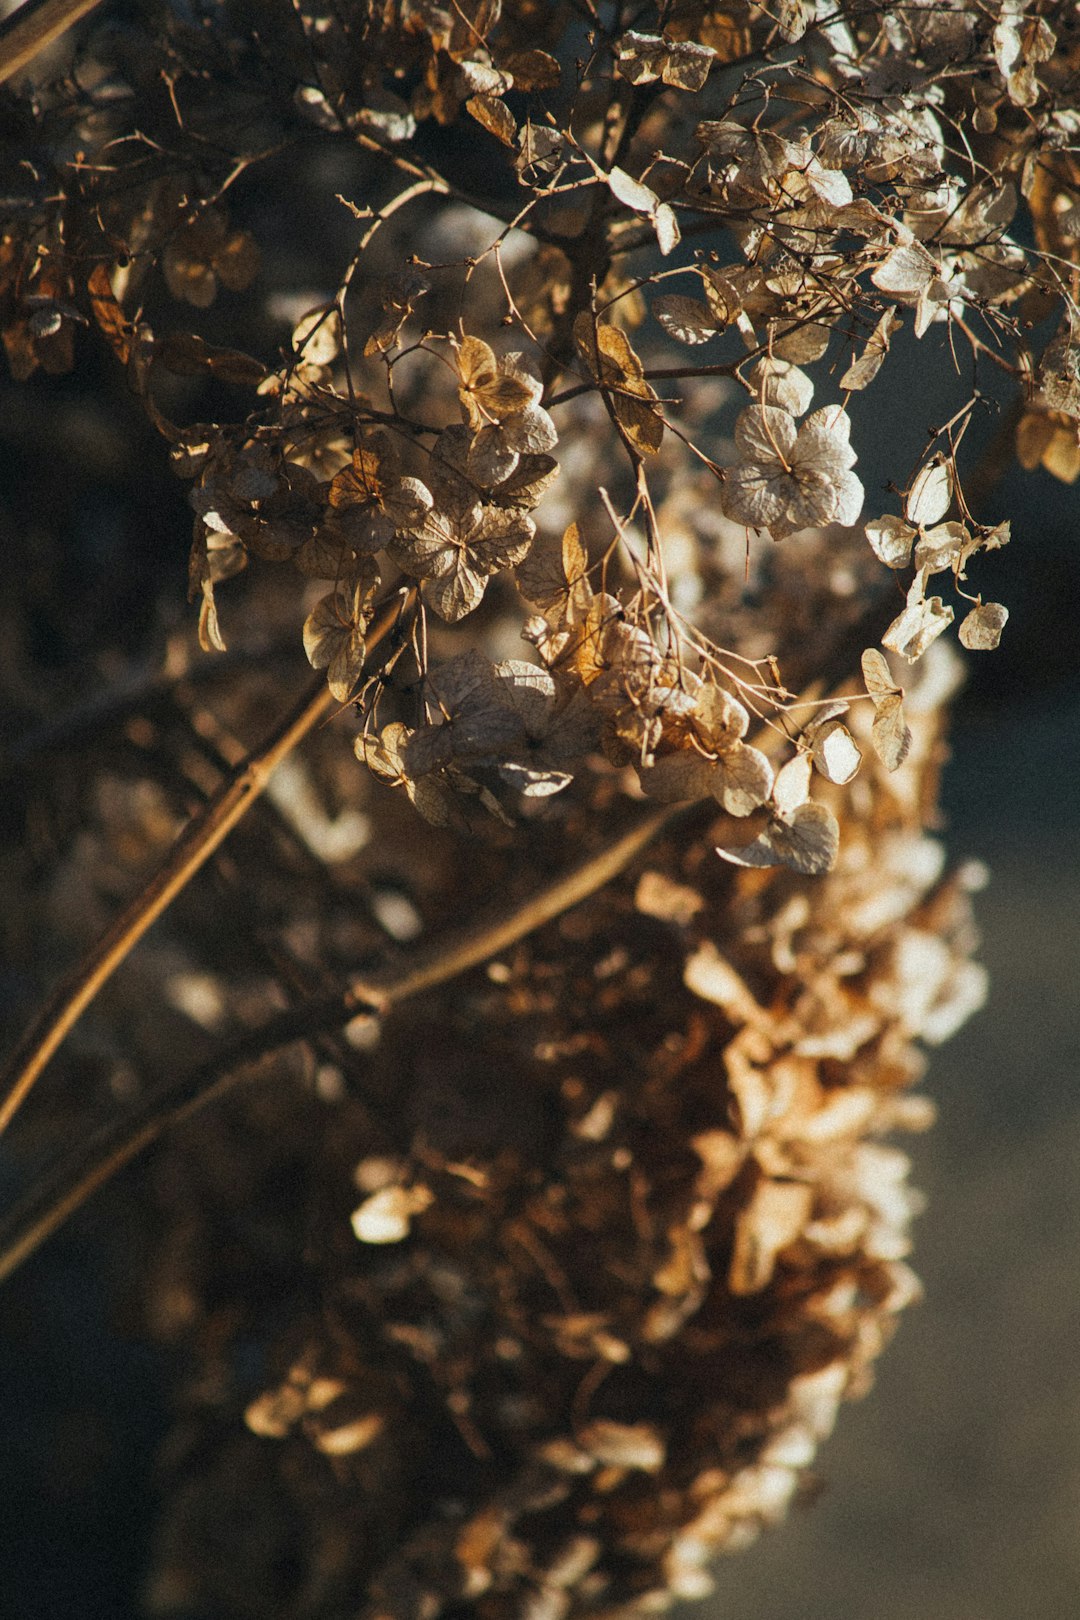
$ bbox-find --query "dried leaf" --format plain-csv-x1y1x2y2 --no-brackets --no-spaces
882,571,954,662
573,314,664,455
466,94,517,147
651,293,717,344
905,457,953,527
810,719,862,784
958,600,1008,650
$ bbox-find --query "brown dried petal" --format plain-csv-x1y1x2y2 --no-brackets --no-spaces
841,308,900,391
729,1179,815,1294
958,601,1008,650
905,457,953,527
718,799,839,876
607,164,659,215
466,93,517,147
871,692,912,771
860,647,900,699
573,315,664,454
716,744,774,815
810,720,862,784
577,1420,665,1472
770,800,840,874
651,294,718,345
914,521,968,575
639,751,720,803
351,1184,434,1244
866,514,916,569
517,522,592,619
457,335,536,426
684,941,763,1022
872,239,937,300
292,306,341,366
1037,322,1080,418
302,566,379,695
882,574,954,662
634,871,704,926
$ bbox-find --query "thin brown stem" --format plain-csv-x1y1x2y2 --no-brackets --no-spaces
0,674,331,1135
0,796,739,1283
0,592,411,1138
0,0,103,85
0,582,905,1281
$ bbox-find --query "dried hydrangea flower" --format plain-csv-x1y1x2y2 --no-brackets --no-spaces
722,405,864,539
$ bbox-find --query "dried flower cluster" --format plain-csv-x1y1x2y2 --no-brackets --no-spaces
0,0,1071,1614
130,620,983,1620
4,0,1078,872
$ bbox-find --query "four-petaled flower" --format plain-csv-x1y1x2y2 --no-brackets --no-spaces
390,498,535,622
722,404,864,540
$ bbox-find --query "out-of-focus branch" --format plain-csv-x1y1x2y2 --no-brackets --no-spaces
0,796,719,1283
0,584,910,1281
0,0,103,84
0,593,412,1138
0,671,333,1135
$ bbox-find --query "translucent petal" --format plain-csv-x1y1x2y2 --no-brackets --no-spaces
958,601,1008,650
905,458,953,526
